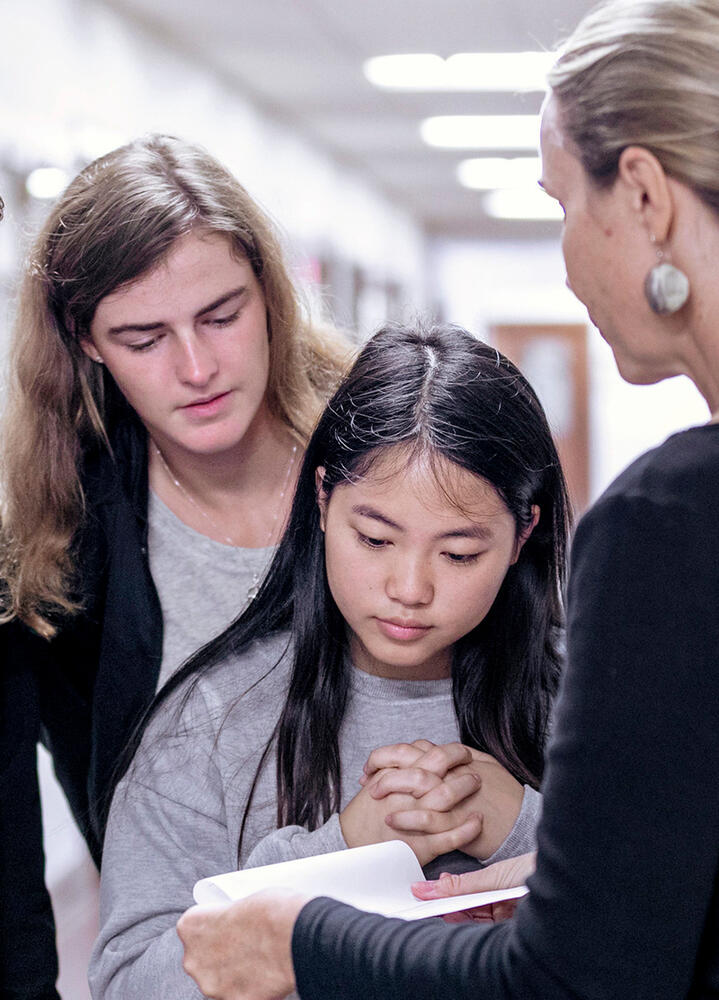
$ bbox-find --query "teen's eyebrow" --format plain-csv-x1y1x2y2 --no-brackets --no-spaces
438,524,493,542
106,287,247,336
351,504,401,531
351,504,494,541
195,286,247,318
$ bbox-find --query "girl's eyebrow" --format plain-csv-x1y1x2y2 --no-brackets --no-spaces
351,504,494,541
107,287,247,336
441,524,493,541
351,504,400,530
195,286,247,318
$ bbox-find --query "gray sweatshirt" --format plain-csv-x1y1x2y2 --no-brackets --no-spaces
89,631,541,999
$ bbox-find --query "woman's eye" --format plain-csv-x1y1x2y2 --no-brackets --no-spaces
358,533,389,550
208,310,240,328
127,338,159,352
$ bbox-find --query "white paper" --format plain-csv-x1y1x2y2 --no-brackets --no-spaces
193,840,528,921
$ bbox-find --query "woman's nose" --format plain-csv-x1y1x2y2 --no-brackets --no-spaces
175,333,219,386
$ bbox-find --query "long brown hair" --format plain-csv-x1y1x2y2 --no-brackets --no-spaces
0,134,348,638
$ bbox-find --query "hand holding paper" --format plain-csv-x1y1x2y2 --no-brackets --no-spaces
178,889,304,1000
193,840,528,921
413,851,536,923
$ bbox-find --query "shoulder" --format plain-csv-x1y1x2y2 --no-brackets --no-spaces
578,424,719,543
146,630,293,738
192,630,294,721
129,630,293,786
570,425,719,600
79,415,147,510
599,424,719,514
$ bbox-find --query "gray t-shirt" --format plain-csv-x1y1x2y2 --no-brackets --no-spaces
91,632,541,1000
148,490,275,687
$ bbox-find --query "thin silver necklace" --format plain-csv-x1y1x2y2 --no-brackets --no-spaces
152,440,298,601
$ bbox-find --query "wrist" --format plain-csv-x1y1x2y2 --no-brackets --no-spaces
256,890,308,996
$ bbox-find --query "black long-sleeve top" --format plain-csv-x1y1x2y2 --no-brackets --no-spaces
293,424,719,999
0,414,163,1000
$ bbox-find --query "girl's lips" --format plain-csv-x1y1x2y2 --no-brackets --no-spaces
375,618,432,641
181,391,231,416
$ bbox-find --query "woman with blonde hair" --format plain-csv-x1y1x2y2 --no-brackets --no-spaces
176,1,719,997
0,134,347,1000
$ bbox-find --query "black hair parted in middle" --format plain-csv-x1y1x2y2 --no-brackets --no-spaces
122,321,571,856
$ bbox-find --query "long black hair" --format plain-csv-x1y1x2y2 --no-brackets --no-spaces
120,322,570,851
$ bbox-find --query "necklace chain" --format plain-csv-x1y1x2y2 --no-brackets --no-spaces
152,440,298,601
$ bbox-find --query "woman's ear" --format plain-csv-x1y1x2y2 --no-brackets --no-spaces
315,466,328,532
512,504,540,564
79,336,104,364
617,145,674,242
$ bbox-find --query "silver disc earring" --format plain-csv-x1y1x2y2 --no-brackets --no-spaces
644,235,690,315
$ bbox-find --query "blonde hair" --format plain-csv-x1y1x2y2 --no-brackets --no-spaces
0,135,349,637
548,0,719,213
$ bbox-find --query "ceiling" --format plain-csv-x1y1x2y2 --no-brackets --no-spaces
102,0,597,239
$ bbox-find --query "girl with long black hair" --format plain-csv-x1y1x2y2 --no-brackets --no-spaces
90,321,570,999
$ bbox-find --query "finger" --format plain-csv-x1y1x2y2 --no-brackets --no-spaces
412,852,535,899
407,742,473,778
443,908,492,924
411,739,436,752
363,743,426,776
489,897,521,921
412,871,467,900
422,812,483,856
368,767,443,799
444,907,495,924
383,773,481,823
360,767,394,787
385,807,459,834
412,771,481,811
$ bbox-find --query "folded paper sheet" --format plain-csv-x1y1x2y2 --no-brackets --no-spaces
194,840,528,921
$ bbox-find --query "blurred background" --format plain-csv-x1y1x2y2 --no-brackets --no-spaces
0,0,707,995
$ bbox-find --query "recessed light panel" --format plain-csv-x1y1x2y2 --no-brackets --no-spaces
364,52,552,92
421,115,540,150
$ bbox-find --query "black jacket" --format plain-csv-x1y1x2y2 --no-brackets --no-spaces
1,414,162,1000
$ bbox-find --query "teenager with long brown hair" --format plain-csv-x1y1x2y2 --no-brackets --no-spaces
0,134,347,1000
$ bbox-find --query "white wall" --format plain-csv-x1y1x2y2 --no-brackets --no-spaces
431,237,708,500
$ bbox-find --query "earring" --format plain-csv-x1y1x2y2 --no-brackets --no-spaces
644,234,690,314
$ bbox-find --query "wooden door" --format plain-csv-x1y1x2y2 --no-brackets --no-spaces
490,324,590,515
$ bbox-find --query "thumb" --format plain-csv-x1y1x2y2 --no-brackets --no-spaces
412,852,535,899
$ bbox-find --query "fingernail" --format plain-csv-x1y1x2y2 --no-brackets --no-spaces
359,774,367,785
412,880,439,899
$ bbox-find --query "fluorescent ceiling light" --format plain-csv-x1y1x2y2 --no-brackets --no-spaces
484,187,564,221
458,156,540,190
26,167,69,200
421,115,540,150
364,52,553,92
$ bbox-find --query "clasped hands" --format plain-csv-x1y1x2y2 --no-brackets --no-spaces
339,739,524,866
